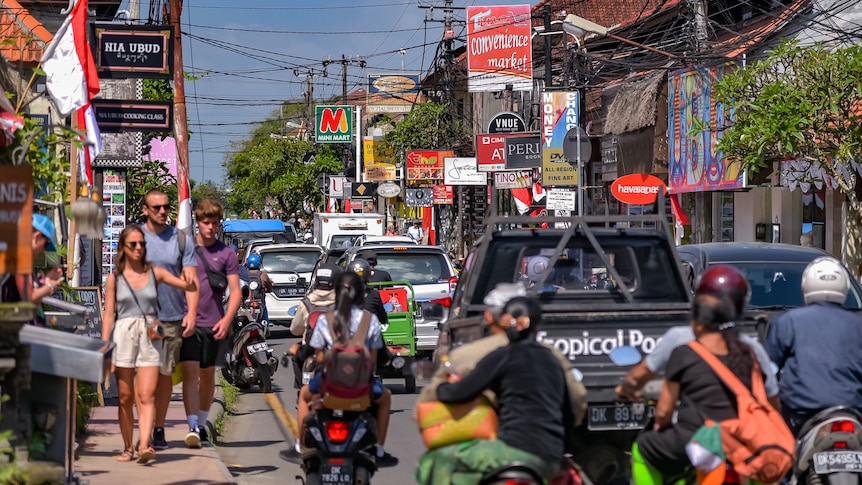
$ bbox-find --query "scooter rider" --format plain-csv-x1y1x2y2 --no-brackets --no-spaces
347,258,388,327
245,254,273,324
616,266,779,403
766,257,862,436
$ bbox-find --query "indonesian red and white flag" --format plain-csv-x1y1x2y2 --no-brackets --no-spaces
176,170,193,238
76,103,100,186
326,198,337,213
41,0,100,117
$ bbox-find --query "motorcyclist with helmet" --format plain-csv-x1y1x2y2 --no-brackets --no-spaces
766,256,862,436
245,253,273,326
616,266,779,404
632,265,779,485
347,258,388,327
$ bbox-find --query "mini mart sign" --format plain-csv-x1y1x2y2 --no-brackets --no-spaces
315,105,353,143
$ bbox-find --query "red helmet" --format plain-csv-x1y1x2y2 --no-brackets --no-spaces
695,265,750,319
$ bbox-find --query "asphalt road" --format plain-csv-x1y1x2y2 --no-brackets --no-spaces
214,329,427,484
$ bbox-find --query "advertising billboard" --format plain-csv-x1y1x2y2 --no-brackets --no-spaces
367,74,421,113
540,91,579,186
406,149,454,180
466,5,533,92
315,105,353,143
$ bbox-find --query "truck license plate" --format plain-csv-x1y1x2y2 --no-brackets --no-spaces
813,451,862,473
246,342,269,355
588,403,655,431
320,460,353,485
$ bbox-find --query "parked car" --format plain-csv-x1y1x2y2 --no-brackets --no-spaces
677,242,862,313
256,243,325,327
353,235,417,246
337,244,458,357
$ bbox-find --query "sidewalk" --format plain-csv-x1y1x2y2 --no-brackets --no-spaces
74,383,234,485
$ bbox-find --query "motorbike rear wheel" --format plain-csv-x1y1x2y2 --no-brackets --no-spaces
355,466,370,485
305,472,321,485
220,366,234,385
257,361,272,393
404,375,416,394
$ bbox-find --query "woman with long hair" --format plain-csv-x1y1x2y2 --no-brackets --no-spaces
632,265,772,485
101,226,194,464
286,271,398,466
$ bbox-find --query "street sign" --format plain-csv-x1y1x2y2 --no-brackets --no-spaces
92,99,173,132
91,23,174,79
546,189,577,211
444,157,486,185
315,105,353,143
377,182,401,198
487,112,527,134
302,151,317,166
610,174,666,205
563,126,592,168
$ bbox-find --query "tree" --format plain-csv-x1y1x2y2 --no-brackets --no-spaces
379,102,472,255
191,180,228,209
710,40,862,274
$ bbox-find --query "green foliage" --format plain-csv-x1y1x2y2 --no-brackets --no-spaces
191,180,229,209
76,382,100,438
0,117,76,202
0,396,29,484
379,102,472,163
710,40,862,194
127,160,178,223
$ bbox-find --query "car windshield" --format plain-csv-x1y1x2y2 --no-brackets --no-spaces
469,234,689,305
261,251,320,273
374,251,453,284
330,235,356,249
710,262,862,309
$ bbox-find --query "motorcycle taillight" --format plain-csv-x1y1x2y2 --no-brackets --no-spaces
324,421,349,443
249,329,260,338
835,442,849,449
831,420,856,433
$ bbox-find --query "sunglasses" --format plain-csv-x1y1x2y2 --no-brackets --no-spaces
148,204,170,212
126,241,147,249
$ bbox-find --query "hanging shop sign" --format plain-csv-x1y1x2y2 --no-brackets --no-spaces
92,99,173,132
405,188,433,207
367,74,421,113
91,24,174,79
101,169,127,283
315,105,353,143
487,111,526,134
541,91,580,186
504,135,541,169
494,170,533,189
444,157,487,186
406,149,454,180
466,5,533,92
350,182,378,199
0,166,33,274
364,166,397,181
377,182,401,198
610,173,666,205
546,189,577,212
433,185,454,205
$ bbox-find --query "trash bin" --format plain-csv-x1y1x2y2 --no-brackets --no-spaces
19,325,113,485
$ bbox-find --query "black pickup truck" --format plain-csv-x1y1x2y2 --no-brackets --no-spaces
438,213,694,484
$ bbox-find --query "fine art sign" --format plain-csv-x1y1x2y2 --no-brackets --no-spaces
91,24,174,79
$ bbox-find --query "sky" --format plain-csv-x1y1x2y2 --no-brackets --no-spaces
113,0,527,185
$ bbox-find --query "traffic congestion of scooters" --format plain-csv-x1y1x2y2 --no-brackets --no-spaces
225,216,862,485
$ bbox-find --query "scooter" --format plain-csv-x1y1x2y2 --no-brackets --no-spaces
792,407,862,485
299,407,379,485
221,284,278,393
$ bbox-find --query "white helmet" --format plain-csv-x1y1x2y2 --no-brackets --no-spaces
802,257,849,305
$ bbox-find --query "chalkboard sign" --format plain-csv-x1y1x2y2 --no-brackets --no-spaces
53,287,104,338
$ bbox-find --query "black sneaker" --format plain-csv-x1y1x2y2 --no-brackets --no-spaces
199,426,209,444
152,427,168,450
376,451,399,468
278,448,303,465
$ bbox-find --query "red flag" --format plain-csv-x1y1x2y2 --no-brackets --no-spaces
670,193,689,225
176,169,193,237
76,103,101,186
42,0,100,117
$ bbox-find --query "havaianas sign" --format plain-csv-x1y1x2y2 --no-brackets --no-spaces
315,105,353,143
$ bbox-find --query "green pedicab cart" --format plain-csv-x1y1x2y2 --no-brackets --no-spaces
368,281,418,394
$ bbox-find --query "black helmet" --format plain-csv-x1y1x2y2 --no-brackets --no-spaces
695,265,750,319
314,263,342,289
347,258,372,283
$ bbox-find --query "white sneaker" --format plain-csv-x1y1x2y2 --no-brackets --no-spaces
185,428,201,448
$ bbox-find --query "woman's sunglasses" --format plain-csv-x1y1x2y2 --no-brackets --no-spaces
126,241,147,249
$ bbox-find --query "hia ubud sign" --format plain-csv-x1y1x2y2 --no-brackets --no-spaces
610,174,667,205
91,24,174,79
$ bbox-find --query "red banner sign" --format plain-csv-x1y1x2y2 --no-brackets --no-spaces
406,150,454,180
433,185,454,205
610,173,667,205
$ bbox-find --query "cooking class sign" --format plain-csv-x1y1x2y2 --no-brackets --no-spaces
466,5,533,92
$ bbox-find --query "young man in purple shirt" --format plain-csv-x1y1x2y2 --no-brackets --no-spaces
179,199,242,447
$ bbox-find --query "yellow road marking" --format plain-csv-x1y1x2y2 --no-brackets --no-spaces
263,392,299,439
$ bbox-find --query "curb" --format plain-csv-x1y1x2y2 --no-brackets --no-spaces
205,383,235,483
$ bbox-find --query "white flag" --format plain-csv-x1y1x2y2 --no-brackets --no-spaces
41,0,100,117
177,171,194,238
76,103,101,186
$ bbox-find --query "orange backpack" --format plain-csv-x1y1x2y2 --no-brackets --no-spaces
688,341,796,483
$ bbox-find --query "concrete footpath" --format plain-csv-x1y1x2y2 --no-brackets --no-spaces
74,383,235,485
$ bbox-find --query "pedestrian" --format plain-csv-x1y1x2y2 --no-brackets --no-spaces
385,224,397,237
1,214,63,319
180,198,242,448
101,226,195,464
407,221,423,242
140,189,200,449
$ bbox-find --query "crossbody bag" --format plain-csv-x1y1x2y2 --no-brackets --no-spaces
121,269,164,340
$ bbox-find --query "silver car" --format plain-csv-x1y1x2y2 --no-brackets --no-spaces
256,243,324,326
339,245,457,355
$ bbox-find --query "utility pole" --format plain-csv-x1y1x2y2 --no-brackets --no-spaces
169,0,190,190
691,0,711,243
294,68,316,141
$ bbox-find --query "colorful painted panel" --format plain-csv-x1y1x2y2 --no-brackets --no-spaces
668,63,745,193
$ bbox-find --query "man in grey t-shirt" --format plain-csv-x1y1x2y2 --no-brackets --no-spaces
616,325,779,401
140,189,199,449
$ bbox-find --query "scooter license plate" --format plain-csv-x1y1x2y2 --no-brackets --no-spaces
302,372,313,384
587,403,655,431
246,342,269,355
813,451,862,473
320,459,353,485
